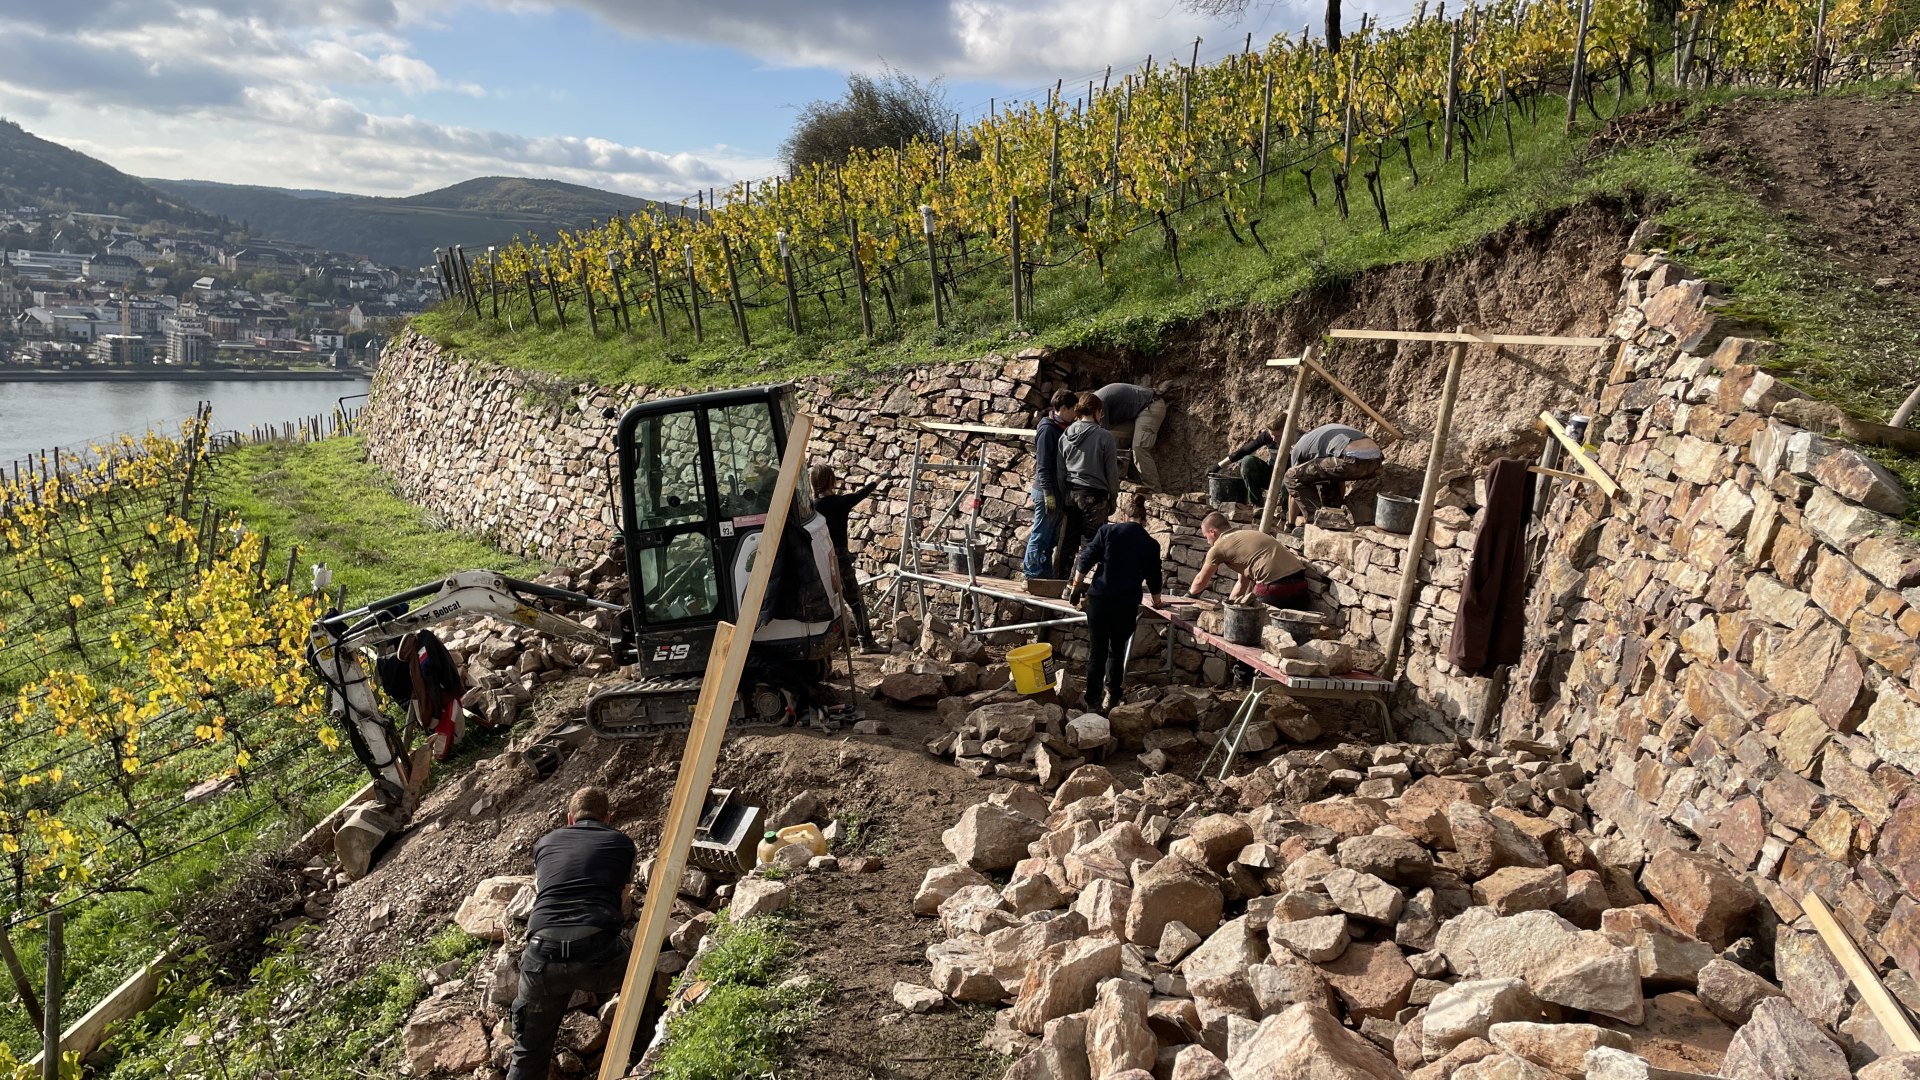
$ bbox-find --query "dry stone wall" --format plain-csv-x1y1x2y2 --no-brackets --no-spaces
1500,248,1920,1028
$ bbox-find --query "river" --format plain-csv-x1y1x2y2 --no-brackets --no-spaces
0,377,373,465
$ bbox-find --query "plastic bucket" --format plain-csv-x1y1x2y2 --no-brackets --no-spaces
1207,472,1248,505
947,546,986,574
1008,642,1055,695
1376,494,1418,535
1222,603,1265,646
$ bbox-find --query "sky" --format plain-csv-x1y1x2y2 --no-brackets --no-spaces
0,0,1417,205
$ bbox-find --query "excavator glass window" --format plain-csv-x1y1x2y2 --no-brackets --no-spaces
637,531,719,623
632,410,706,531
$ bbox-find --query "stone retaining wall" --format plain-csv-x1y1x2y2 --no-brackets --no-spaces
1500,249,1920,1030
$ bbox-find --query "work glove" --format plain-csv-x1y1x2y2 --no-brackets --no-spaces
1044,494,1058,515
1070,583,1088,606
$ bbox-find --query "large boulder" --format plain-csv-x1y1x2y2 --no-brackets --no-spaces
454,875,536,942
970,700,1047,742
1424,979,1541,1061
1180,916,1268,981
1489,1021,1632,1076
1269,914,1351,963
1443,910,1644,1024
1695,957,1786,1026
914,863,993,916
1318,940,1415,1020
1172,815,1255,872
1337,834,1436,884
880,669,948,704
1124,857,1224,945
729,877,792,921
1639,848,1760,949
986,913,1090,995
1224,1003,1403,1079
943,803,1046,872
1392,775,1489,845
927,935,1005,1002
1052,763,1117,807
1322,867,1405,925
1087,978,1157,1077
1861,1055,1920,1080
1010,937,1122,1034
403,996,491,1076
1447,803,1549,877
1004,1012,1092,1080
1719,997,1851,1080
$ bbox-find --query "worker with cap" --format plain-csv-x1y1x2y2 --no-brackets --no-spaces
508,786,636,1080
1189,511,1311,610
1283,422,1383,525
1093,382,1170,490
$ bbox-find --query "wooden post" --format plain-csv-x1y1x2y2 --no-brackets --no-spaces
1442,20,1465,161
777,230,802,334
487,247,500,320
1566,0,1593,129
580,258,600,337
1812,0,1829,91
1803,891,1920,1052
1380,334,1469,681
1259,348,1314,535
1008,196,1024,321
847,218,874,339
921,205,944,328
596,414,815,1080
1257,67,1275,200
684,245,704,343
719,233,750,346
606,253,632,333
1677,10,1702,87
41,911,62,1080
0,924,44,1036
645,249,669,339
524,271,541,327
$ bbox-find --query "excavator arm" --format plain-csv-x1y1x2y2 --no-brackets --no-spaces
306,570,625,807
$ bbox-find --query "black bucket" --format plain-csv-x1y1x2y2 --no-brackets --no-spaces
1222,603,1265,646
948,546,986,574
1376,494,1418,535
1208,472,1248,505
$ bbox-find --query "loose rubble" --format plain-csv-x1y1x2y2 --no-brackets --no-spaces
904,735,1889,1080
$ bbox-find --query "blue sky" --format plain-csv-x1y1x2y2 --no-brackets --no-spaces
0,0,1413,201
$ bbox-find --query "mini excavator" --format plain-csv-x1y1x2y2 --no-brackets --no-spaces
304,385,848,815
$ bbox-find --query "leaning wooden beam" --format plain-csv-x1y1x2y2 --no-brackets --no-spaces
1527,465,1595,484
26,948,172,1069
1538,412,1621,498
1267,354,1407,443
1330,328,1613,347
1803,891,1920,1053
597,412,813,1080
1259,347,1314,535
1380,336,1468,681
910,420,1033,439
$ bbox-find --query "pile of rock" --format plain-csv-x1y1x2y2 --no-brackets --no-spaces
922,685,1329,786
433,562,624,730
902,738,1914,1080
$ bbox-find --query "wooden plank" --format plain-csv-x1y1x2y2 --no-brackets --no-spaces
1329,328,1613,347
1260,350,1312,534
1803,891,1920,1052
1528,466,1595,484
909,420,1033,439
597,413,814,1080
1265,356,1303,367
1538,412,1621,498
1302,354,1406,443
27,949,172,1068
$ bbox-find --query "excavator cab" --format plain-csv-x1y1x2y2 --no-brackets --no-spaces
587,384,845,737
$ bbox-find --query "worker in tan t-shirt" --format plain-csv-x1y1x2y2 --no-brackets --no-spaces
1188,512,1310,609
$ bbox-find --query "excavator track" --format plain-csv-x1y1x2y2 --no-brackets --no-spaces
584,676,807,739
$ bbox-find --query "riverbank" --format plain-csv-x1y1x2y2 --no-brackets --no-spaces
0,367,369,382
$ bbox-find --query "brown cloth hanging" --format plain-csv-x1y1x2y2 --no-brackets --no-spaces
1447,457,1536,677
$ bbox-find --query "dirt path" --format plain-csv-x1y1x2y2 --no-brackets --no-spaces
1700,92,1920,295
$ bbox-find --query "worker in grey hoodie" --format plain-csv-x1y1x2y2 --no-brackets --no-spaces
1055,391,1119,579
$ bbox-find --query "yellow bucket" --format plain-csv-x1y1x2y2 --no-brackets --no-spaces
1007,642,1055,695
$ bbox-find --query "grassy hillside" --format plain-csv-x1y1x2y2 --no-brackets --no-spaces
149,176,684,267
0,119,217,225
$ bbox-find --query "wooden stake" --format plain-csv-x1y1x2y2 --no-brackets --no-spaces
596,414,814,1080
1009,196,1025,321
41,912,62,1080
1259,348,1314,535
720,233,750,346
685,245,704,343
1380,334,1469,684
1805,892,1920,1051
1442,20,1465,161
1266,353,1407,442
1257,67,1275,201
0,924,43,1036
1567,0,1593,129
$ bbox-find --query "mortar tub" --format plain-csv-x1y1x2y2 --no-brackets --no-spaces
1207,472,1248,506
1375,494,1418,535
1222,603,1266,646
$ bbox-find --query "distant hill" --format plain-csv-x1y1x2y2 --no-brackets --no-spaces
0,119,219,226
148,175,687,267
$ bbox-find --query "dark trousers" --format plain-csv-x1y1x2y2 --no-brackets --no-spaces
1283,454,1383,517
1054,486,1114,580
1254,570,1312,610
1085,595,1140,711
508,931,630,1080
836,550,874,644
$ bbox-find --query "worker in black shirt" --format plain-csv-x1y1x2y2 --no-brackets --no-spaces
509,787,637,1080
1217,409,1292,505
811,463,888,652
1067,492,1163,714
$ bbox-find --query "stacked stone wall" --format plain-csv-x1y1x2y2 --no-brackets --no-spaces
1501,249,1920,1030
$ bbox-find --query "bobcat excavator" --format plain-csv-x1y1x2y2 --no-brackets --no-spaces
304,384,847,813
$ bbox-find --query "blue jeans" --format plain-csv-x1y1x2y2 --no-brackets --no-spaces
1022,488,1060,578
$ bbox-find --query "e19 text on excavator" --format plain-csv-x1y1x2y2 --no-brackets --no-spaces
305,385,848,815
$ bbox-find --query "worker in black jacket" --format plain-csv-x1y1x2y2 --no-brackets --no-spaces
1067,492,1163,714
811,463,887,652
1217,410,1292,505
1023,389,1079,579
509,787,636,1080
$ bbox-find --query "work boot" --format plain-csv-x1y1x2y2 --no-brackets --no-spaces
858,638,886,655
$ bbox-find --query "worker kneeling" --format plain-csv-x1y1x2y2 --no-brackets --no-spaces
1190,512,1311,610
509,786,637,1080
